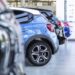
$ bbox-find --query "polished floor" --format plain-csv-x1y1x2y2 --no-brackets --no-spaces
25,41,75,75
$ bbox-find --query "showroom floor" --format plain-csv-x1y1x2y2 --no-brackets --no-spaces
25,41,75,75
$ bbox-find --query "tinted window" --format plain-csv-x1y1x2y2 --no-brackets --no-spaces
52,15,58,21
40,11,58,25
13,10,33,24
41,11,58,22
41,11,53,20
41,12,48,18
46,11,53,17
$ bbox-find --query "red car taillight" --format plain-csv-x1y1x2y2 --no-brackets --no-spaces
64,22,69,26
57,21,62,27
47,24,55,32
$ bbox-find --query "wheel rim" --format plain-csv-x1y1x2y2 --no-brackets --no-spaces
31,45,50,64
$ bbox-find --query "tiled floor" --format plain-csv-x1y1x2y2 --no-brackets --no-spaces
25,41,75,75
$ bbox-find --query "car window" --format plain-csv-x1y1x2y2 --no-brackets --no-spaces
41,11,58,22
40,11,53,20
51,15,59,22
46,11,53,17
13,10,33,24
40,11,58,25
41,12,48,18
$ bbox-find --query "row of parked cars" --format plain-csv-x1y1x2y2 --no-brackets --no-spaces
9,7,70,66
0,0,71,74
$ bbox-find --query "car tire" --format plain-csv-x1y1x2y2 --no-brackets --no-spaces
27,41,52,66
58,37,66,45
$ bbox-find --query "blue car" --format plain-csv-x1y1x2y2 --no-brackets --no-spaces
26,8,68,44
64,26,70,37
10,7,59,66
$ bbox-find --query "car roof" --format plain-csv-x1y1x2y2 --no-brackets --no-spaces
10,7,41,15
24,7,52,12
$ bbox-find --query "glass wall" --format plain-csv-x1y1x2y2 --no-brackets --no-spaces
7,0,56,9
7,0,56,13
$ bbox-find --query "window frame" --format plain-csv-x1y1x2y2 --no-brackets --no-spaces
13,10,34,24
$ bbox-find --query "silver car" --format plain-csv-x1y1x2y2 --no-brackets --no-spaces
0,0,25,75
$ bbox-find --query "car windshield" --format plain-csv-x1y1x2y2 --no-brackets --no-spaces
48,15,59,25
40,11,54,21
13,10,33,24
45,12,59,23
51,15,58,21
46,11,53,17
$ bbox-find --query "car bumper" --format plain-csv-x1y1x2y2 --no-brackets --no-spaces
48,33,59,54
52,37,59,54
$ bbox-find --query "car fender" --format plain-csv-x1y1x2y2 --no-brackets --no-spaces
24,34,56,54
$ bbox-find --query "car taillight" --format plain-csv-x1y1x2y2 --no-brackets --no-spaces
47,24,55,32
64,22,69,26
57,21,62,27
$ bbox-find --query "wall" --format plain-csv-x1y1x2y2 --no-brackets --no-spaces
56,0,65,20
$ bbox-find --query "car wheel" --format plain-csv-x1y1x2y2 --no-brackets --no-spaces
27,41,52,66
58,36,66,44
